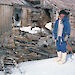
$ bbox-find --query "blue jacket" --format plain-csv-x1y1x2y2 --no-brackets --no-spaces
53,16,71,40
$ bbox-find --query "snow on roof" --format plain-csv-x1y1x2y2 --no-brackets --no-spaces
0,0,30,6
0,54,74,75
0,0,12,5
10,0,24,5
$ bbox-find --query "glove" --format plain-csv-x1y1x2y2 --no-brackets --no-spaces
52,36,55,41
52,36,57,46
64,35,69,41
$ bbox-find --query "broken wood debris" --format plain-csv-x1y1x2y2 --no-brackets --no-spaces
0,24,75,73
28,48,57,58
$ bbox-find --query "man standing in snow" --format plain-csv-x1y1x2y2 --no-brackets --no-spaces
53,10,71,64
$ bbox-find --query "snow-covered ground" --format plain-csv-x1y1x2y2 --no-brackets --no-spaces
20,26,41,34
0,71,5,75
20,22,53,34
0,54,75,75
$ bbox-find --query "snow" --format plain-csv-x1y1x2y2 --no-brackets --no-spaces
20,26,41,34
20,26,32,32
45,22,53,31
20,22,53,34
0,54,75,75
15,20,21,26
0,71,5,75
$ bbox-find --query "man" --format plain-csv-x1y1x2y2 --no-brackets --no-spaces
53,10,71,64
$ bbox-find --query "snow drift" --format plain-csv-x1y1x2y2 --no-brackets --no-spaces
0,54,75,75
1,54,74,75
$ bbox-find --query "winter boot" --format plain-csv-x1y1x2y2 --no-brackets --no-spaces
58,52,67,64
54,51,62,62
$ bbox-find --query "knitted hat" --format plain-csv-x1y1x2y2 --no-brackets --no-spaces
59,10,69,15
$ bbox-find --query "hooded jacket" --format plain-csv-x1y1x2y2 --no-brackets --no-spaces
53,16,71,40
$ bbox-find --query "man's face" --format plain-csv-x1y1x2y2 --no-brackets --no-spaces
60,14,65,19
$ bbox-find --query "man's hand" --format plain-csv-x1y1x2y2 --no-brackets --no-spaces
52,36,57,46
52,36,55,41
64,35,69,41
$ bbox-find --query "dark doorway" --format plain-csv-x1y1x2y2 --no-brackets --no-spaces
14,8,22,27
44,9,53,22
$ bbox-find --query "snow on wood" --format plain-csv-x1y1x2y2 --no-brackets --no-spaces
20,26,41,34
45,22,53,31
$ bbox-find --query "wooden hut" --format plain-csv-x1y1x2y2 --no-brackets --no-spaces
0,0,12,35
0,0,31,35
0,0,51,36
